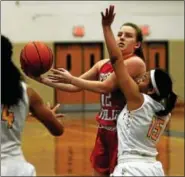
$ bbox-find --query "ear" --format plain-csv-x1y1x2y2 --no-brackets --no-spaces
147,87,156,95
134,42,141,50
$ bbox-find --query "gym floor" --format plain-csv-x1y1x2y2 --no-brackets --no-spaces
22,106,184,176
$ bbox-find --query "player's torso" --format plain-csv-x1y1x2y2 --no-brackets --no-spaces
117,94,170,157
96,60,125,127
1,82,29,159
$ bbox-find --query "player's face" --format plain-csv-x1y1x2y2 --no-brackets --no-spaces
116,25,140,56
135,72,151,93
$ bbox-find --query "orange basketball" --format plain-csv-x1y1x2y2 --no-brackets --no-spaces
20,41,53,76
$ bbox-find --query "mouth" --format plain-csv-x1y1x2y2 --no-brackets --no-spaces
118,43,125,48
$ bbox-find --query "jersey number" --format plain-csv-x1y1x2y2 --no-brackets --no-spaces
1,107,14,128
147,116,165,141
101,93,112,107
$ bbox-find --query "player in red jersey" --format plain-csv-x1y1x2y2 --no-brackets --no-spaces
28,14,146,177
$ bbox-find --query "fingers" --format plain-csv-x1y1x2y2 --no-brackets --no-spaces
102,5,115,19
109,5,114,15
113,13,116,20
52,103,60,112
50,68,63,74
48,74,62,80
57,68,66,72
101,12,105,18
48,79,61,83
56,113,65,118
105,8,109,17
51,68,66,74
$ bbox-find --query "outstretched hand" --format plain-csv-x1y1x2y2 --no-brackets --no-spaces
101,5,115,27
47,68,73,84
46,102,64,119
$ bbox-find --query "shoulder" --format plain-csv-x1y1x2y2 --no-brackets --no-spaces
124,56,146,78
26,86,42,103
143,94,164,111
125,56,145,68
97,59,110,71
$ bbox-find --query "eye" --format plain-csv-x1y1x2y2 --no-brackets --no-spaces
117,32,122,37
125,33,133,38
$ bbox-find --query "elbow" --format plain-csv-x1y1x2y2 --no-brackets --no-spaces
110,55,122,65
52,127,64,136
69,86,82,93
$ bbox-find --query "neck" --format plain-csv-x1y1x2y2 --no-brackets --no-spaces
122,52,135,60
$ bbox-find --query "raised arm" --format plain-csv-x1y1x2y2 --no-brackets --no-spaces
101,5,143,108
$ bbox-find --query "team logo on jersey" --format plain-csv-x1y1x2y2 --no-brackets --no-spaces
1,107,15,129
99,72,112,81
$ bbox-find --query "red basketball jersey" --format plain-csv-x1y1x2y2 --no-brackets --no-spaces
96,60,125,126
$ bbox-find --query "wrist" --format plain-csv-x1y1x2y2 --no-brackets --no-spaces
69,76,74,84
103,25,111,29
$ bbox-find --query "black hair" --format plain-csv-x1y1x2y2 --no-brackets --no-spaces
152,69,177,116
122,22,145,61
1,35,24,108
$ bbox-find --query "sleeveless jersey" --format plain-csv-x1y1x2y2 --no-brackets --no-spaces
1,82,29,159
96,61,125,127
117,94,170,162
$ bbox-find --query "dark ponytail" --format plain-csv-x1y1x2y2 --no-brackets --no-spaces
135,45,145,61
1,35,24,108
156,92,177,116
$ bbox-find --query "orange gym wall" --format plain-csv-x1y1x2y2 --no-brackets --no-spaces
12,40,184,106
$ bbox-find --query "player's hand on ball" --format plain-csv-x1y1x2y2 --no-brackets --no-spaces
47,68,73,84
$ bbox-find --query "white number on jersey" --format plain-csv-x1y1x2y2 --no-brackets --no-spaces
147,116,165,141
101,93,112,107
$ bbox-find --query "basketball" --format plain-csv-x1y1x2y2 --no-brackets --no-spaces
20,41,53,76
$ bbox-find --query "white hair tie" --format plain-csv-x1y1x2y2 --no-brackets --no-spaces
150,70,160,96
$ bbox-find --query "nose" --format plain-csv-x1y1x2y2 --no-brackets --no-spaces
120,34,125,41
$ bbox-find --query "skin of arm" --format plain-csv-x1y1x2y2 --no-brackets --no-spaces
27,87,64,136
102,6,144,110
38,59,102,92
68,57,145,93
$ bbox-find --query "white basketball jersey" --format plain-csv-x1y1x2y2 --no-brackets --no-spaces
117,94,170,161
1,82,29,159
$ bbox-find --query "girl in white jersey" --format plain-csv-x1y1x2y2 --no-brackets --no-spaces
101,6,177,176
1,35,64,176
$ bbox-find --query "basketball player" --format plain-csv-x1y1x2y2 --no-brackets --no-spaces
1,35,64,176
101,5,177,176
28,15,146,177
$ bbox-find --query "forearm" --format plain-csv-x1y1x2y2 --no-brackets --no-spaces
40,78,82,92
71,76,108,93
